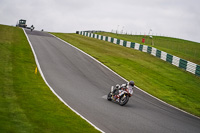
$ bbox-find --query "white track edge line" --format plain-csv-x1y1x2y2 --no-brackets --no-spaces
23,29,105,133
51,33,200,120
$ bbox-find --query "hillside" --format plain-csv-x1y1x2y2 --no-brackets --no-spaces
96,32,200,65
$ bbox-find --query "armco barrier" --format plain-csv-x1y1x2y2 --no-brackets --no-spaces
78,31,199,77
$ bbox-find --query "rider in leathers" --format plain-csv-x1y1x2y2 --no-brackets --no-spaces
112,81,135,101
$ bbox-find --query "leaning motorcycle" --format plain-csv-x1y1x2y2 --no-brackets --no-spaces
107,86,133,106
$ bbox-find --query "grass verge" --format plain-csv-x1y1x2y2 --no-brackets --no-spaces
52,32,200,117
96,32,200,65
0,24,100,133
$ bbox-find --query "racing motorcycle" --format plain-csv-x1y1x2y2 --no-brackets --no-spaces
107,85,133,106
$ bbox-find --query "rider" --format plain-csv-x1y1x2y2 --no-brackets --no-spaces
112,81,135,101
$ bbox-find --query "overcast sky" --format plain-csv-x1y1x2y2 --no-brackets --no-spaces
0,0,200,42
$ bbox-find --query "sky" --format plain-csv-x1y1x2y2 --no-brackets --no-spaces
0,0,200,42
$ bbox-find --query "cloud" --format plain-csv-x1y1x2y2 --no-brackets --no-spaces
0,0,199,42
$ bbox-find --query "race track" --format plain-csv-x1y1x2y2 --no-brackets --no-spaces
25,29,200,133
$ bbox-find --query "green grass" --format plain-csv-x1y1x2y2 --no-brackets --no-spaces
96,32,200,65
0,25,100,133
52,32,200,117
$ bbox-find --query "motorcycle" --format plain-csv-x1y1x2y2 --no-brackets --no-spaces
30,25,34,32
107,86,133,106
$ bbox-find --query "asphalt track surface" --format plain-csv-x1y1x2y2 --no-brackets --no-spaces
25,29,200,133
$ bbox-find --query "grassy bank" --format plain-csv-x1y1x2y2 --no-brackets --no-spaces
96,32,200,65
52,33,200,117
0,25,99,133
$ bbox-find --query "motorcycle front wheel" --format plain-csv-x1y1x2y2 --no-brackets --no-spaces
119,94,129,106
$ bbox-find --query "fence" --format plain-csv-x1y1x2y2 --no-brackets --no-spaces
77,31,200,77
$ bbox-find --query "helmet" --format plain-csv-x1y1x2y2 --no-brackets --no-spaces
116,84,120,89
129,81,135,87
